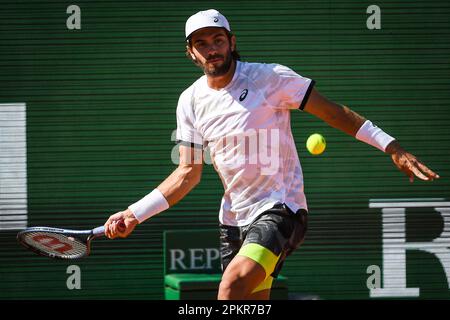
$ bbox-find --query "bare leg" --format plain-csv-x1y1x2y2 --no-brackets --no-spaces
218,255,266,300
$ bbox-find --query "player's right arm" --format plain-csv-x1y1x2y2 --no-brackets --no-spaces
104,145,203,239
157,144,203,206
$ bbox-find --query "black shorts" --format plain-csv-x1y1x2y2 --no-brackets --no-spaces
219,203,308,278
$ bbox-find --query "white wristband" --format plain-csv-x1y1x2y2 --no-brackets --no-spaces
355,120,396,152
128,189,169,224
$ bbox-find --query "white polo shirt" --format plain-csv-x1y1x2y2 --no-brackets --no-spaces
176,61,315,226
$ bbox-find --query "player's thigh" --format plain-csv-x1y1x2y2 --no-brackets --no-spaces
219,207,307,286
239,213,294,278
221,254,266,288
219,224,268,293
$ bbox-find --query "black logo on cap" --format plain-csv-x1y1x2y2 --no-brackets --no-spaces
239,89,248,101
214,17,219,22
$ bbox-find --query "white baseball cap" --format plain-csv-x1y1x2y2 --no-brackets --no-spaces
185,9,231,40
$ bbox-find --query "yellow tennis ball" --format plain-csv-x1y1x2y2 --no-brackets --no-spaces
306,133,326,155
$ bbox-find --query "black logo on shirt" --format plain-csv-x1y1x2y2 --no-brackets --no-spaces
239,89,248,101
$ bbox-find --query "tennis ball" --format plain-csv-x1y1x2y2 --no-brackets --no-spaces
306,133,326,155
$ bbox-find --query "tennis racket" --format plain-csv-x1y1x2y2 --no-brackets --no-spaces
17,222,125,260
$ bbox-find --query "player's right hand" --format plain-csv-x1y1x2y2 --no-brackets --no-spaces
104,208,139,239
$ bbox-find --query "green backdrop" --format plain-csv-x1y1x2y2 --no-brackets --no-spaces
1,0,449,299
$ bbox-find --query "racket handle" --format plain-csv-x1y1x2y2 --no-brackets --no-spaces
93,221,126,237
93,226,105,236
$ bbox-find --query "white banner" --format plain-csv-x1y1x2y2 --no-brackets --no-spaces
0,103,28,230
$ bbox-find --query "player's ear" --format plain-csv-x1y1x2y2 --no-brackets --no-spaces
230,35,236,52
186,45,197,60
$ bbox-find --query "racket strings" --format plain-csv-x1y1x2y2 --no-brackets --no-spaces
20,231,88,259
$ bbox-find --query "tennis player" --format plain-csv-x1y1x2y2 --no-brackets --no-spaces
104,9,439,300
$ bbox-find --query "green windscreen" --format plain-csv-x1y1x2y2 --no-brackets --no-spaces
0,0,449,299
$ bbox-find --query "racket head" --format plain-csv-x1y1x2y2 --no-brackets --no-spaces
17,227,94,260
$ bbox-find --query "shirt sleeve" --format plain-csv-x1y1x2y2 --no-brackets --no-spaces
175,89,203,149
265,64,315,111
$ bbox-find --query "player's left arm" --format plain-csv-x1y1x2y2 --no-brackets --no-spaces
303,88,440,183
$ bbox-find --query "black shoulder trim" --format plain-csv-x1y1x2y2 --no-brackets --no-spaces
299,79,316,110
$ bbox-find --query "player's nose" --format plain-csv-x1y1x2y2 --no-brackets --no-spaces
206,44,219,56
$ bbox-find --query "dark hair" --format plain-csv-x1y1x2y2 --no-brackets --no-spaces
185,30,241,65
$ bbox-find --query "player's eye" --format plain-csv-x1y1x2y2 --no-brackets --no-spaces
195,41,206,48
215,38,225,46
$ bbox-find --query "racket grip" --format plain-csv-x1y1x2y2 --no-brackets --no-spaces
93,226,105,236
94,221,126,237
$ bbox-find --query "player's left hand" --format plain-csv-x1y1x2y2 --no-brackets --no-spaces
386,140,440,183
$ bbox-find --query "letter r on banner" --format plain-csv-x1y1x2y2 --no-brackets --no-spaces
369,200,450,298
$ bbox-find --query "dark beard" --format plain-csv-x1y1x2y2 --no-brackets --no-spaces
202,51,233,77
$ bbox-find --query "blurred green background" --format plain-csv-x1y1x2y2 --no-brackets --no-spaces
0,0,449,299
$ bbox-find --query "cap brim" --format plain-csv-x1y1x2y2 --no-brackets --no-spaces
186,26,229,40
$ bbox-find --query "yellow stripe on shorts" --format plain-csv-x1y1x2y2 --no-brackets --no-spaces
237,243,280,278
252,276,274,293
